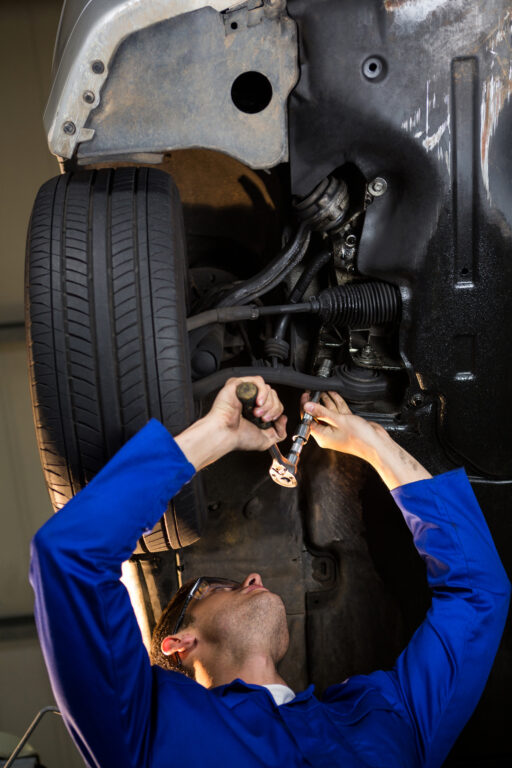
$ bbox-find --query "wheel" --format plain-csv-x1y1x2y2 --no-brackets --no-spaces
25,167,205,551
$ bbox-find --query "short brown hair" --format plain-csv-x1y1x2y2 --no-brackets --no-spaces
150,578,197,674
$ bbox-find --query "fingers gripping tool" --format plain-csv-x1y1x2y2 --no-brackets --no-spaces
235,359,333,489
236,381,296,488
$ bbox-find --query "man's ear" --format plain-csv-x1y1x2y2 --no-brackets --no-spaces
161,633,197,657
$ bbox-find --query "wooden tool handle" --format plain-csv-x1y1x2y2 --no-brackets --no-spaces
236,381,273,429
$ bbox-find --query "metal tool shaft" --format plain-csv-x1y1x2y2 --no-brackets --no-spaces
236,382,297,487
235,362,333,489
285,359,333,476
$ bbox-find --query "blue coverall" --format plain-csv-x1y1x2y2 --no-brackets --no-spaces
30,419,510,768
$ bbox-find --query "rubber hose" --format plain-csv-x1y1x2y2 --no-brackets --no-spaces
217,223,311,307
274,248,332,341
187,303,312,332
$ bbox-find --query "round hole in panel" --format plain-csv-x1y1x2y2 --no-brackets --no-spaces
231,71,273,114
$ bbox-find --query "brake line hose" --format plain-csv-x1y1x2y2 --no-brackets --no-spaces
186,302,311,332
216,223,311,307
267,248,333,362
272,248,332,342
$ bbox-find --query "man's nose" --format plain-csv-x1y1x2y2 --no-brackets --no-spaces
242,573,263,588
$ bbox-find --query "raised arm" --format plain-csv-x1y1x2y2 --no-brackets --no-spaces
30,420,196,768
30,377,286,768
303,392,511,768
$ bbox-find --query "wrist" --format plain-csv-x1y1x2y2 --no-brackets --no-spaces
175,415,235,472
361,426,432,490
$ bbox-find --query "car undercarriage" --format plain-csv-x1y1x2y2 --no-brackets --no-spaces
24,1,512,764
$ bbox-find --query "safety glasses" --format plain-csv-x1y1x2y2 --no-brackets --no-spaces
171,577,241,667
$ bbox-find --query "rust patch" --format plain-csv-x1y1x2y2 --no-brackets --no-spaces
384,0,410,9
384,0,451,25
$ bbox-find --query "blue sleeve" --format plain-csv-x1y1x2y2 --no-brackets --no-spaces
369,468,511,768
29,419,196,768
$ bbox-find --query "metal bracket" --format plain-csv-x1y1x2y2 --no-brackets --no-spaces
4,707,61,768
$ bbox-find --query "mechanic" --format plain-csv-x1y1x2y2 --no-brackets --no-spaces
30,376,510,768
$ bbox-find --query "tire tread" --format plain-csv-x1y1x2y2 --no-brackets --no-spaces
26,168,204,548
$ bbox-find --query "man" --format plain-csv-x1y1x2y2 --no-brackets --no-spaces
31,377,510,768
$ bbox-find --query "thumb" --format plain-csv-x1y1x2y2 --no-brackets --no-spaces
304,401,339,427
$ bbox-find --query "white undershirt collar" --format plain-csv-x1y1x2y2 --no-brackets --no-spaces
262,684,295,705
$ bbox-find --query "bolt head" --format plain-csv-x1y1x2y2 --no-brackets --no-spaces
62,121,76,135
91,60,105,74
83,90,95,104
207,501,222,517
409,393,424,408
368,177,388,197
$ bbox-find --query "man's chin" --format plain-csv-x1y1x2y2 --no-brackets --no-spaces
248,589,287,620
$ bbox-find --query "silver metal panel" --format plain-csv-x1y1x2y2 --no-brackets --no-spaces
77,3,297,168
45,1,237,158
45,0,297,168
52,0,92,74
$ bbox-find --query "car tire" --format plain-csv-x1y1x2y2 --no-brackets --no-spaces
25,166,205,551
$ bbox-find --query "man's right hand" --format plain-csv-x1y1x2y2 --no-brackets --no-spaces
207,376,287,453
301,391,432,490
176,377,286,472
